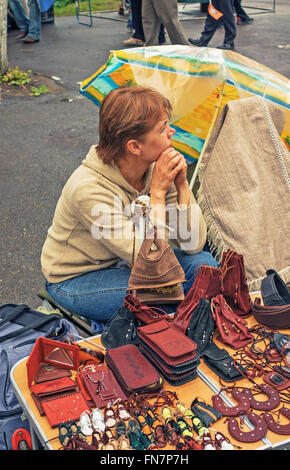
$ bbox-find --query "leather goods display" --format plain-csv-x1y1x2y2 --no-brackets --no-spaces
263,371,290,391
128,228,186,304
212,389,251,417
33,362,72,383
137,319,200,385
262,406,290,435
138,319,198,367
26,337,79,388
172,265,221,333
226,412,268,443
190,398,222,427
202,341,246,382
31,377,78,416
139,341,199,386
101,305,139,349
220,250,252,318
41,391,90,428
123,294,172,325
78,363,127,408
210,295,253,349
252,298,290,329
261,269,290,306
105,344,163,396
184,298,216,355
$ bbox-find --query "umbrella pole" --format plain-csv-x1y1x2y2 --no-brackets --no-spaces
189,82,225,192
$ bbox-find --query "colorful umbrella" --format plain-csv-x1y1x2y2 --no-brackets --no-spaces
80,45,290,163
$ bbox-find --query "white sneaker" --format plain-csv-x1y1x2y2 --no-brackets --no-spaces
91,408,105,433
79,410,93,436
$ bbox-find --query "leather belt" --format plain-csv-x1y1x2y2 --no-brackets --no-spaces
261,269,290,306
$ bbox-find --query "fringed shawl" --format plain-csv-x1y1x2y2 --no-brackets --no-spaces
197,96,290,292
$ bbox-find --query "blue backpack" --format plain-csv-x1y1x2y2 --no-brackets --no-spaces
0,303,79,450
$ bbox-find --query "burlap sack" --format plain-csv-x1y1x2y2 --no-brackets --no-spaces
197,96,290,292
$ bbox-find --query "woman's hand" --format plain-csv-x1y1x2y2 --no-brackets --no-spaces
150,147,187,199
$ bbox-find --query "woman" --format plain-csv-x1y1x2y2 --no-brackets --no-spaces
41,86,218,333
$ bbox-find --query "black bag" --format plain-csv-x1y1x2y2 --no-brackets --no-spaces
0,303,78,450
101,306,139,350
186,298,215,355
202,341,246,382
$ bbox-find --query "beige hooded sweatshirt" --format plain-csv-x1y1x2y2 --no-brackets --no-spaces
41,146,207,283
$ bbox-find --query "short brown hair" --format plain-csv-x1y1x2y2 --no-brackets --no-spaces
96,86,172,164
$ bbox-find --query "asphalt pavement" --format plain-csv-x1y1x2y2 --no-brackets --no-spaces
1,0,290,309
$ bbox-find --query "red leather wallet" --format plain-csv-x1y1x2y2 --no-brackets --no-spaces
42,391,90,428
138,319,198,366
106,344,163,396
30,377,76,397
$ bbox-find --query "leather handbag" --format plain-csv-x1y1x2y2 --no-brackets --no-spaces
210,294,253,349
252,298,290,329
137,319,198,367
261,269,290,306
123,294,172,325
105,344,163,396
172,265,221,333
220,249,252,318
184,298,216,355
101,304,139,349
128,228,186,304
78,363,127,408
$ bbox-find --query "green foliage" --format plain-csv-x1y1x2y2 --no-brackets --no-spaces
54,0,120,16
30,85,50,96
0,66,32,86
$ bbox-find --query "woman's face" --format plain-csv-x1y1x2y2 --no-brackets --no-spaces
138,114,176,163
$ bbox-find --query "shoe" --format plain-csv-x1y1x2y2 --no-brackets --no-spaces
123,37,144,46
116,399,131,421
201,431,217,450
237,17,254,25
16,31,28,40
188,38,207,47
214,431,234,450
79,410,93,436
90,407,105,433
217,43,235,50
104,403,116,428
22,36,39,43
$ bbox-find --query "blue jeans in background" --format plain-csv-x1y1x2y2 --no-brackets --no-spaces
8,0,41,40
46,249,218,333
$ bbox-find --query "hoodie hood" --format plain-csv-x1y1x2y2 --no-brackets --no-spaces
82,145,154,195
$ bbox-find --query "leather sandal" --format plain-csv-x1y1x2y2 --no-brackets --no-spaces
104,404,116,428
92,431,104,450
214,430,234,450
166,419,180,446
102,428,118,450
90,408,105,433
116,400,131,421
161,405,173,424
115,419,127,438
152,424,167,448
79,410,93,436
176,417,193,439
118,435,132,450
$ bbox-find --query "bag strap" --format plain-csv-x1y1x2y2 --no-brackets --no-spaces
0,313,61,344
0,304,30,328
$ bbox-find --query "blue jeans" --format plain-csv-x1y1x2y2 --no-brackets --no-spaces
46,249,218,333
9,0,41,40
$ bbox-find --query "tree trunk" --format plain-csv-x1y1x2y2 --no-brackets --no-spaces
0,0,8,74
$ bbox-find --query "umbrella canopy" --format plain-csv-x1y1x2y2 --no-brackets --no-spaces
80,45,290,162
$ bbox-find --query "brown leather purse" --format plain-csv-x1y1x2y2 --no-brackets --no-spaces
128,228,186,304
252,298,290,329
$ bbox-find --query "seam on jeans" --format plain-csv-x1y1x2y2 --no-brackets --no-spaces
50,285,127,298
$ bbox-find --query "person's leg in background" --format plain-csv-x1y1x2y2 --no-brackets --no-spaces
23,0,41,43
234,0,253,24
142,0,161,45
218,0,236,49
151,0,189,45
8,0,29,39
